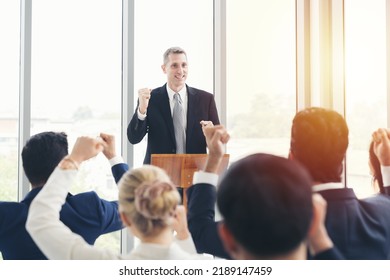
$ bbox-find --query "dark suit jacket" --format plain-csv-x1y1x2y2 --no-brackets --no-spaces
318,188,390,259
0,163,128,260
127,84,220,164
187,183,344,260
187,183,230,259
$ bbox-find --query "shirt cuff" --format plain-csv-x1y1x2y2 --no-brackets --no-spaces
174,235,197,254
109,156,125,167
381,165,390,186
137,107,147,120
193,171,219,186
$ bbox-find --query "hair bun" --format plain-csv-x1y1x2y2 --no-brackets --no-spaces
134,181,178,220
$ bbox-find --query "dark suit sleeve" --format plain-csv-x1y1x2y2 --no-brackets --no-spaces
127,103,148,144
208,94,220,125
97,198,123,234
111,163,129,184
186,184,230,259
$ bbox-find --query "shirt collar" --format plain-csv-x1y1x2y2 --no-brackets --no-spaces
166,84,187,101
312,182,344,192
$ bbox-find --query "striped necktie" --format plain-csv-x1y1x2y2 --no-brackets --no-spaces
173,93,186,153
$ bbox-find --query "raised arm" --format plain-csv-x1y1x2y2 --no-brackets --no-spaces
100,132,129,183
186,125,231,258
26,137,119,259
308,194,343,259
372,128,390,166
127,88,152,144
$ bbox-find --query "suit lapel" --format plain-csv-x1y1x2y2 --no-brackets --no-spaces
186,86,198,142
157,85,176,145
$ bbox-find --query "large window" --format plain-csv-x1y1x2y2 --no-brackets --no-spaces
4,0,390,260
0,1,20,203
345,0,387,197
31,0,122,251
133,0,214,167
226,0,296,162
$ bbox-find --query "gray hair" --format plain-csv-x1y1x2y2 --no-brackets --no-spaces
163,47,187,65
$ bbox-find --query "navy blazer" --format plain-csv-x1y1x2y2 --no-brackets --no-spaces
127,84,220,164
187,183,344,260
187,183,230,259
0,163,128,260
318,188,390,259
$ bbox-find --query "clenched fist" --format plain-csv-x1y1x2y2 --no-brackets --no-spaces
138,88,152,114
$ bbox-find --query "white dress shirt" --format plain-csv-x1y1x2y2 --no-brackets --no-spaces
166,85,188,130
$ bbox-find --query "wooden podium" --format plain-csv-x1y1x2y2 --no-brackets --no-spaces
151,154,230,208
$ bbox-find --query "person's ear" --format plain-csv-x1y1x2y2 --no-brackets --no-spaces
120,212,131,227
218,222,240,259
161,64,167,73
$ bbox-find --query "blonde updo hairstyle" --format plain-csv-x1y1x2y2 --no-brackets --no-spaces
118,165,181,237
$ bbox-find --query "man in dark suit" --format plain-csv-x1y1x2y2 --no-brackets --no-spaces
289,107,390,259
188,108,390,260
0,132,127,260
127,47,220,164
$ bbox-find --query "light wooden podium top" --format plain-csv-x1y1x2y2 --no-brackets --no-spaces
151,154,230,188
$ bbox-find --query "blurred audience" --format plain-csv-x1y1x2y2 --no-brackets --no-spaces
187,125,341,259
289,107,390,259
26,136,208,260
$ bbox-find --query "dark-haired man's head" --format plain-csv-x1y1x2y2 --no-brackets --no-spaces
217,153,314,260
289,107,349,183
22,132,68,188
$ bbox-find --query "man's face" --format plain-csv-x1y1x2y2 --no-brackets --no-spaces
162,53,188,91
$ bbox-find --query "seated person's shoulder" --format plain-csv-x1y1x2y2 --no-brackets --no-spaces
360,194,390,212
0,201,24,210
66,191,115,206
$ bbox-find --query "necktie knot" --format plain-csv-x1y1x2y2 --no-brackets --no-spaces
174,93,182,104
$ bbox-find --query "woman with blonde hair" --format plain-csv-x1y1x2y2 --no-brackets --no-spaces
26,135,207,260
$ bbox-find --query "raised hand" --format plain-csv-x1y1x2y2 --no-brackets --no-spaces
69,136,107,165
100,133,116,160
172,205,190,240
200,120,214,128
372,128,390,166
202,125,230,173
138,88,152,114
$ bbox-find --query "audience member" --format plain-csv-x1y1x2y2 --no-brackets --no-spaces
26,136,208,260
127,46,219,164
187,125,341,259
289,107,390,259
0,132,126,260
